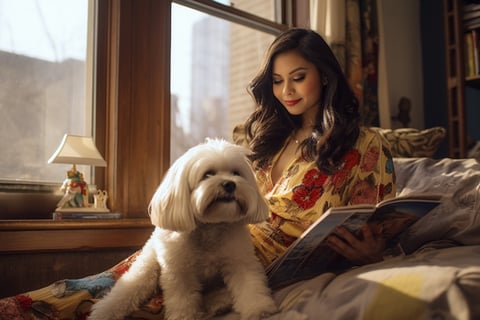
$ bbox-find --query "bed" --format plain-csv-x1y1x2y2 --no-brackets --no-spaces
1,128,480,320
259,156,480,320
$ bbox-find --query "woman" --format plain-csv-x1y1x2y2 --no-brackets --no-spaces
240,28,396,267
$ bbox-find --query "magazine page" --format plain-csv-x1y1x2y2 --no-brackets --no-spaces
266,208,373,289
266,193,443,290
368,196,443,246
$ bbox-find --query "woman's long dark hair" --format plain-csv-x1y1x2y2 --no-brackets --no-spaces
245,28,360,174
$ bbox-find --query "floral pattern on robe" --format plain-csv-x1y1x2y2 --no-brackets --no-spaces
249,127,396,267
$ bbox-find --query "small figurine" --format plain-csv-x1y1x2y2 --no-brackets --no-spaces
391,96,411,127
56,167,89,209
94,190,109,210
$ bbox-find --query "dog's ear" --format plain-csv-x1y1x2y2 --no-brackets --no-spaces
240,161,270,224
244,187,270,224
148,152,196,232
228,144,270,224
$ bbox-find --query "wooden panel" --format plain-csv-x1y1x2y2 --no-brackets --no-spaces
443,0,467,158
0,219,153,253
0,219,153,297
106,0,172,217
0,249,140,298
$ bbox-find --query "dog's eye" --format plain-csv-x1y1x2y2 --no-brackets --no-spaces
202,170,216,180
232,170,241,176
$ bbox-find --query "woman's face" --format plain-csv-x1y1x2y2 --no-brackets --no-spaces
272,50,322,120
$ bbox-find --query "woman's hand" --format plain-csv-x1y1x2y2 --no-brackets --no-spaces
326,224,385,265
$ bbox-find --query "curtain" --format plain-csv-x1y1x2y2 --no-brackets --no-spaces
310,0,379,126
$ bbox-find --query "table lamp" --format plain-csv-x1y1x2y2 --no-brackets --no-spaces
48,134,109,212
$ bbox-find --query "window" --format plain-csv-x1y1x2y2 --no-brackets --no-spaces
0,0,307,221
170,0,285,161
209,0,281,22
0,0,94,186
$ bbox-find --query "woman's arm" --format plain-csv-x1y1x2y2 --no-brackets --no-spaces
327,129,396,265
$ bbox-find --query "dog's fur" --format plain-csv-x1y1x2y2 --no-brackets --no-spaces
88,139,277,320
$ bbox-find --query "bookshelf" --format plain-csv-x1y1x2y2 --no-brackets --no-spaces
444,0,480,158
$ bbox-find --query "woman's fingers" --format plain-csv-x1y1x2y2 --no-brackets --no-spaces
327,225,385,265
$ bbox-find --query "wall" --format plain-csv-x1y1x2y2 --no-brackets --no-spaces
377,0,424,129
378,0,450,157
0,248,139,298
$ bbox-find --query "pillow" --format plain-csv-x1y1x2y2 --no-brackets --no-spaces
393,157,480,253
232,123,248,147
234,125,446,158
468,141,480,160
372,127,446,157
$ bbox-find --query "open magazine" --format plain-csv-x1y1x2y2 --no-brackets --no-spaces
266,193,444,290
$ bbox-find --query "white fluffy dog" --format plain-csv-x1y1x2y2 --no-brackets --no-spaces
88,139,277,320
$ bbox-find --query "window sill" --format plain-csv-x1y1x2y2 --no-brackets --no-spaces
0,219,154,253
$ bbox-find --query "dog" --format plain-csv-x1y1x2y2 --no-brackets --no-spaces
88,139,277,320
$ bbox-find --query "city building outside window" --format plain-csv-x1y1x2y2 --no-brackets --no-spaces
170,0,284,161
0,0,93,186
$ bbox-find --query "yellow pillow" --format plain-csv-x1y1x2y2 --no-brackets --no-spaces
373,127,446,157
234,125,446,158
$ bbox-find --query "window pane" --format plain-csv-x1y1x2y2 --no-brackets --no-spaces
171,3,275,161
212,0,277,21
0,0,93,184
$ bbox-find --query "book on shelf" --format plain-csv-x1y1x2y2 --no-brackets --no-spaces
464,29,480,77
465,31,476,76
464,16,480,31
465,31,474,76
266,193,444,290
473,29,479,75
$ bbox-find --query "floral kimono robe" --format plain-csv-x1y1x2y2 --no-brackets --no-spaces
249,127,397,267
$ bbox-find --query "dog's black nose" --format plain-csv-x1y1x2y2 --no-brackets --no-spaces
222,181,236,193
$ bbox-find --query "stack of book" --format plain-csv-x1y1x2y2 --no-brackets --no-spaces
52,207,122,220
464,2,480,76
464,2,480,30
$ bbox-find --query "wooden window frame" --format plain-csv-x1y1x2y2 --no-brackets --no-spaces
96,0,172,218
